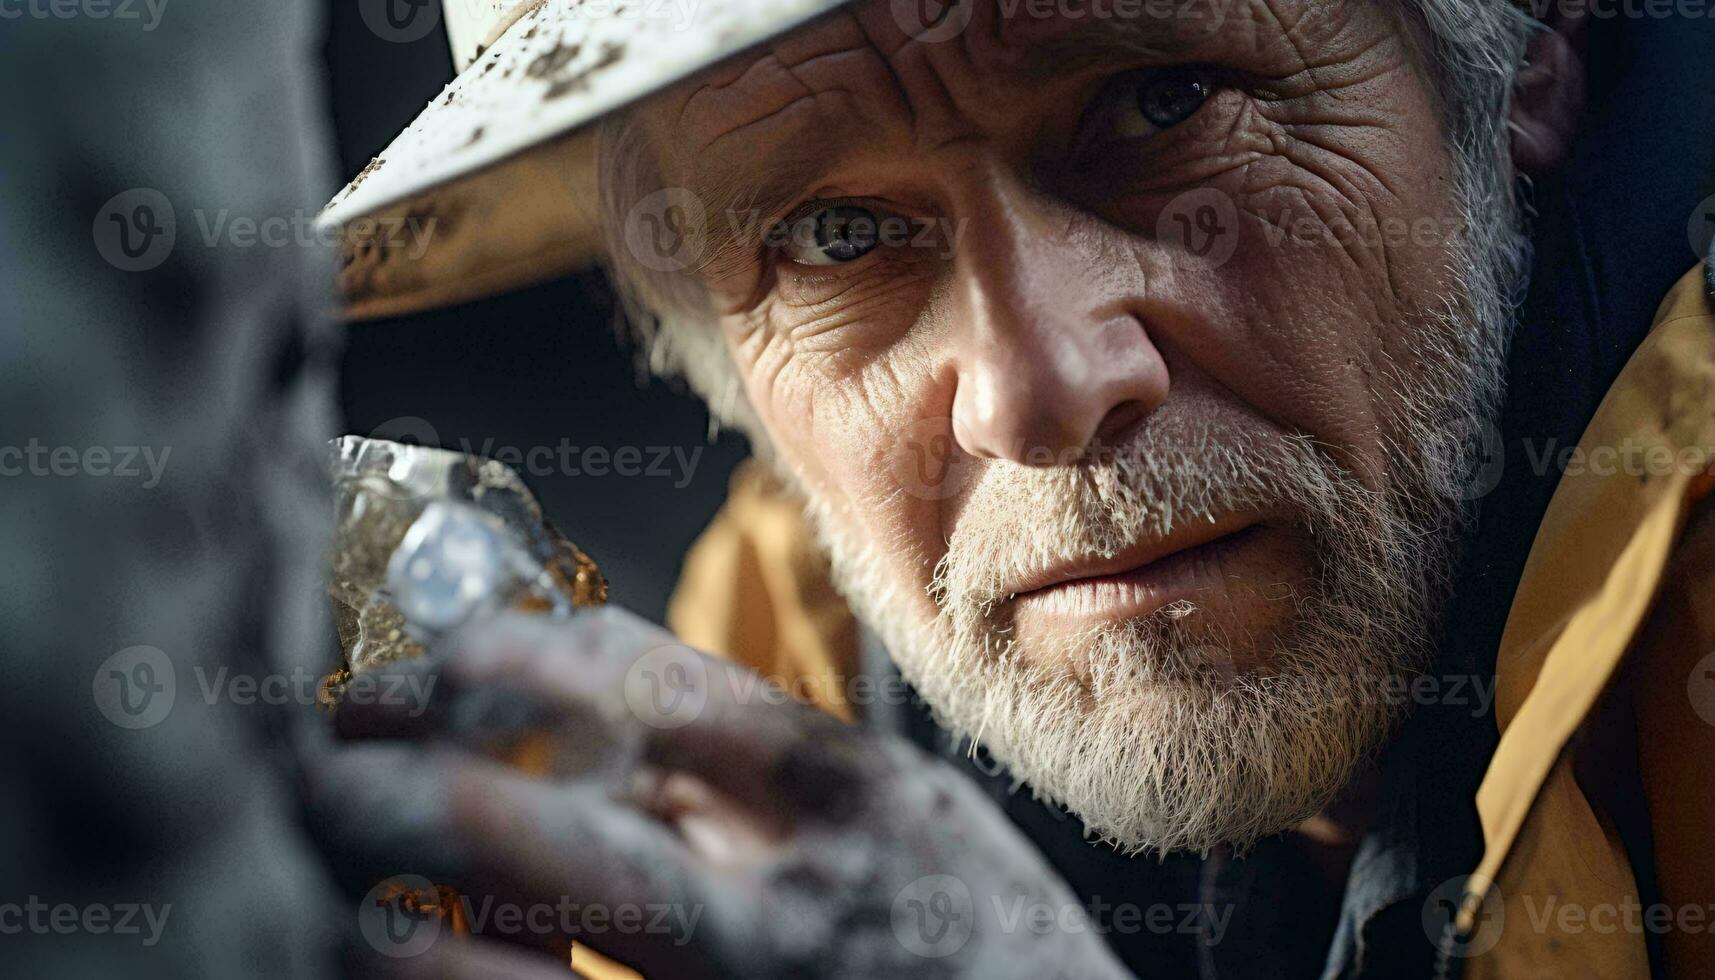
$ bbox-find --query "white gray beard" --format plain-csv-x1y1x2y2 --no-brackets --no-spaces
799,285,1508,857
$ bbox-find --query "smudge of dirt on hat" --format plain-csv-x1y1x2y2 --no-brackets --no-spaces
543,42,624,101
347,157,386,193
526,41,581,80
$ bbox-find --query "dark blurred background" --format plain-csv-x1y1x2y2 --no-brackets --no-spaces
322,0,749,625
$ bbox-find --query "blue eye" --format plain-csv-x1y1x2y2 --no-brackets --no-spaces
1137,67,1212,129
784,205,882,266
1093,66,1216,143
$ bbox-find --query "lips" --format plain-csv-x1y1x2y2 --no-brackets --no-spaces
1009,511,1265,599
1004,513,1292,629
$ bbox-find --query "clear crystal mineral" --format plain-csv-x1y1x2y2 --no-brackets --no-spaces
322,435,606,705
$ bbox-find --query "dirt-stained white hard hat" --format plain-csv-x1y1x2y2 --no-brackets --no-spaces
322,0,851,319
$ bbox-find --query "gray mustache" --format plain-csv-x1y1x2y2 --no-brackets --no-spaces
935,429,1347,612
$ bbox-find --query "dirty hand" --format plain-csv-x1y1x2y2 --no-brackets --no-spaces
305,607,1131,980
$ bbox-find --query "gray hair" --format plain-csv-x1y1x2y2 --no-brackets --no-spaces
596,1,1538,439
597,112,762,434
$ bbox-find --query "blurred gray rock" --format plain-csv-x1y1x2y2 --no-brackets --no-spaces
0,1,341,976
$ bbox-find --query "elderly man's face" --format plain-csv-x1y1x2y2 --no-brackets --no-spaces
629,0,1504,852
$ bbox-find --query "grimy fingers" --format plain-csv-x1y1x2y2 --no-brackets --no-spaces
307,741,752,975
442,610,884,824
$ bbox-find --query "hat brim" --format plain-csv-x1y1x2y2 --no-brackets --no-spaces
333,129,602,321
322,0,851,320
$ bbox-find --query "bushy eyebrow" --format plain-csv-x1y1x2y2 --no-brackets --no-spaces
690,144,836,282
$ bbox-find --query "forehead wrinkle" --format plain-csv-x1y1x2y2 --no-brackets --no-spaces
1003,0,1364,79
671,0,1232,230
686,80,913,280
688,135,838,283
661,31,921,282
672,11,903,148
1256,0,1327,86
1001,2,1216,76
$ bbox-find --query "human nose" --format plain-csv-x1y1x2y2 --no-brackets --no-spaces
947,183,1168,464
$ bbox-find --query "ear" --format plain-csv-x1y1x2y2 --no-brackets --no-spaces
1509,7,1589,179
